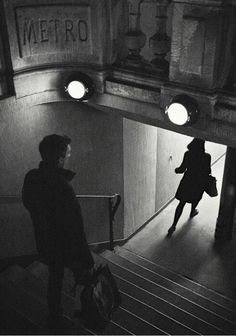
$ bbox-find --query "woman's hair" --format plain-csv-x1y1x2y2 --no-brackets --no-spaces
187,138,205,153
39,134,71,163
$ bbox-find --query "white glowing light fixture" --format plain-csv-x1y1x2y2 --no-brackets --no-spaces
65,72,94,101
166,102,189,125
165,95,199,126
67,80,87,100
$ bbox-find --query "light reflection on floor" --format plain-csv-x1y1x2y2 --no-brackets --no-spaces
124,155,236,299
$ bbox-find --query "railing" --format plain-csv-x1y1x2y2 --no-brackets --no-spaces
0,193,121,251
76,194,121,250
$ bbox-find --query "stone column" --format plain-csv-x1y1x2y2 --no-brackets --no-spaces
215,147,236,242
0,25,8,96
123,0,147,68
0,4,13,97
226,24,236,89
149,0,170,74
169,0,235,89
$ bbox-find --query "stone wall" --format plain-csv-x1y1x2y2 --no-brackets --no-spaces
0,97,124,257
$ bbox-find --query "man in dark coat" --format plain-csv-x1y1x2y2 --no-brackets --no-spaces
22,134,94,318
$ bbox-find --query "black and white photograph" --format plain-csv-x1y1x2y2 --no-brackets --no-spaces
0,0,236,334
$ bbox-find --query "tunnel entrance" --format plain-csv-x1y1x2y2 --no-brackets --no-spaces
122,118,236,298
123,117,226,240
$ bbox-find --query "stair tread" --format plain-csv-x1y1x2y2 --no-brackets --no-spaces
119,289,200,335
25,262,162,335
1,265,27,282
24,260,188,334
112,306,167,335
2,264,129,335
0,273,91,335
103,249,236,321
0,299,42,335
115,246,236,311
6,247,235,336
100,250,236,334
101,318,134,335
115,274,225,335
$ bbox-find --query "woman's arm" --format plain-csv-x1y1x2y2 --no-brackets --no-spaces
175,151,188,174
207,154,211,175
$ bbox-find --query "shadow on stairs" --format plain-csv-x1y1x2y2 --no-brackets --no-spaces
0,246,236,335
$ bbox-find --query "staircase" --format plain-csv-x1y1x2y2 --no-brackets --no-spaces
0,246,236,335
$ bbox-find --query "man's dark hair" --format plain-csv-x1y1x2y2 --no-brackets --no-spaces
39,134,71,162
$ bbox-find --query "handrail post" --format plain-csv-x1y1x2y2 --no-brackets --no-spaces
108,194,121,251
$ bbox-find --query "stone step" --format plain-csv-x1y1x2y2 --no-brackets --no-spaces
0,299,42,335
0,268,93,335
120,289,198,335
26,261,166,334
0,275,83,334
101,249,236,335
115,246,236,313
26,260,171,334
4,263,131,335
112,306,168,335
116,274,220,335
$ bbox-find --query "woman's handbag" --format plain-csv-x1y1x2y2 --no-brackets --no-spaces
205,175,218,197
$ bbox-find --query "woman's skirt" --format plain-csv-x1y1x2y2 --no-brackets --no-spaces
175,173,205,203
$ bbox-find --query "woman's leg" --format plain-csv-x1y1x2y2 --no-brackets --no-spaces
190,200,200,217
168,201,186,234
173,201,186,227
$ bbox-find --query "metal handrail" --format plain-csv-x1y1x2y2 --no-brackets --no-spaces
0,195,22,199
76,193,121,250
76,194,118,198
0,193,121,251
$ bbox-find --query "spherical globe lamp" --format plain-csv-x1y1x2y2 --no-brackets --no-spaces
165,95,199,126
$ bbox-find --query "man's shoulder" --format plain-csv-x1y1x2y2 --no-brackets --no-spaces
24,168,40,181
57,174,74,194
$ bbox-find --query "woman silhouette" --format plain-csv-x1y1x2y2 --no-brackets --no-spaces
168,138,211,236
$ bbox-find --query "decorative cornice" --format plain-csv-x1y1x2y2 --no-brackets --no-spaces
172,0,234,6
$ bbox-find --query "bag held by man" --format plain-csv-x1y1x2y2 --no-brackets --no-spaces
205,175,218,197
80,264,121,332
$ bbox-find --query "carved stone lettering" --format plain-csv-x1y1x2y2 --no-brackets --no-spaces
23,20,37,45
39,20,49,43
16,5,92,57
78,20,87,42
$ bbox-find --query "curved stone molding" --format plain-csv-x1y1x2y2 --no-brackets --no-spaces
12,65,107,100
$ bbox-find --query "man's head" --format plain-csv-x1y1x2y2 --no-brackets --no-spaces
39,134,71,167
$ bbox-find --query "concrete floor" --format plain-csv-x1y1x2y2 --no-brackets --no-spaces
124,155,236,300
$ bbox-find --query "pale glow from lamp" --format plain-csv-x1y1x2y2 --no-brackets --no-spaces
67,81,87,100
165,95,199,126
64,72,94,101
166,102,189,126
